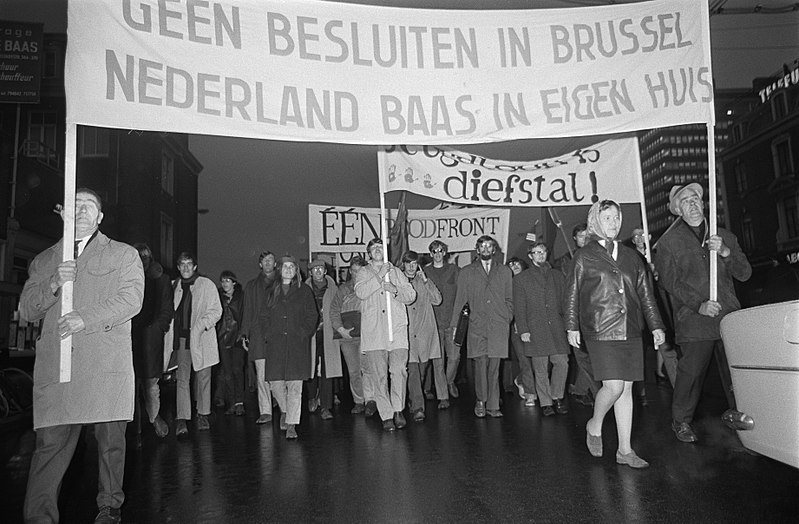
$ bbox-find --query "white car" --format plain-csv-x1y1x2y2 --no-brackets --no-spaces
720,300,799,468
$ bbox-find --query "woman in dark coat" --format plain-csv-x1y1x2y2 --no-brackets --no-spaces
216,270,245,416
565,200,665,469
262,255,319,439
131,243,173,439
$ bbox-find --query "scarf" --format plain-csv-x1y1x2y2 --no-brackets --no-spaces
174,272,199,350
586,201,622,251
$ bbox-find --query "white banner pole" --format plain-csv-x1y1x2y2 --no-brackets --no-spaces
632,136,652,263
60,123,77,383
377,159,394,342
707,122,718,301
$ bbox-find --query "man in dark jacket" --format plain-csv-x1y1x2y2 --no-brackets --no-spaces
240,251,278,424
131,243,173,442
513,242,570,417
655,183,752,444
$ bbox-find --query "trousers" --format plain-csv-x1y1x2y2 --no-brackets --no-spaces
24,421,127,523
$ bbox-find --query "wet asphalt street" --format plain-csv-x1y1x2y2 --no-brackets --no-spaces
1,361,797,523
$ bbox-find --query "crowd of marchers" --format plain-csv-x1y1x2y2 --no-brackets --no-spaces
17,183,752,523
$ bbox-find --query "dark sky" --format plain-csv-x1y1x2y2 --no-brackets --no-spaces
2,0,797,281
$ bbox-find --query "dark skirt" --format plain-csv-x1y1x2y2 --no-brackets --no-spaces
585,338,643,382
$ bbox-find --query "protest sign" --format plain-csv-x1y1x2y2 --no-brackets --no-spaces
308,204,510,259
378,137,641,206
66,0,712,144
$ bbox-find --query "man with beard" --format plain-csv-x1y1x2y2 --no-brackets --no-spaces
450,235,513,418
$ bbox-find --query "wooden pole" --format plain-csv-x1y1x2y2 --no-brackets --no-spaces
632,136,653,263
377,155,393,342
707,122,718,301
60,123,77,383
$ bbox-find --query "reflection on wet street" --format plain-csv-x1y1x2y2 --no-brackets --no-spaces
1,376,797,523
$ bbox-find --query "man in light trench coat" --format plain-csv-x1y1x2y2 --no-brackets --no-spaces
20,188,144,524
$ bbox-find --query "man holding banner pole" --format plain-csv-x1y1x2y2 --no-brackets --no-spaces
355,238,416,431
655,183,752,444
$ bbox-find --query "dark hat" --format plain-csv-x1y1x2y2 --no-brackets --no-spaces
668,183,703,216
308,259,326,270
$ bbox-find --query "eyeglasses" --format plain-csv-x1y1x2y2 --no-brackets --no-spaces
431,248,445,254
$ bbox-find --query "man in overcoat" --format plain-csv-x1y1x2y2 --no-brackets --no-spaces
655,183,752,444
450,235,513,418
20,188,144,523
240,251,278,424
513,242,571,417
163,252,222,436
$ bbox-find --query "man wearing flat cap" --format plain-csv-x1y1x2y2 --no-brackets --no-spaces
654,183,751,444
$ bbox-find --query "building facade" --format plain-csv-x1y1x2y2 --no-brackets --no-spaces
719,60,799,306
638,89,757,239
1,33,202,350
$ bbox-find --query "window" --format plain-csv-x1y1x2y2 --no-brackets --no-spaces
160,214,174,268
771,92,788,121
772,137,794,179
161,151,174,195
79,126,110,157
740,215,754,252
27,111,57,149
732,124,743,143
25,111,60,168
734,162,748,193
43,45,63,79
785,197,799,240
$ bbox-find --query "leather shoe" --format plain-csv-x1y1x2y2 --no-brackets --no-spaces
320,408,334,420
196,414,210,431
553,398,568,415
486,409,503,418
448,383,459,399
394,411,407,429
474,401,486,418
286,424,298,439
382,419,396,431
424,390,435,400
279,413,288,431
351,403,366,415
175,419,188,436
721,409,754,431
672,420,698,443
438,399,450,410
413,409,425,422
233,403,245,416
524,395,536,407
255,414,272,425
616,450,649,469
153,416,168,438
364,401,378,417
586,422,602,457
542,405,555,417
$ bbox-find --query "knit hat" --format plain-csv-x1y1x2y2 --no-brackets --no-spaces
668,183,703,216
308,259,326,270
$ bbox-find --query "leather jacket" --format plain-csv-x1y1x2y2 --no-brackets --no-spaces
564,240,664,341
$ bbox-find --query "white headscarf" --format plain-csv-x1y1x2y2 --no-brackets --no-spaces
586,200,622,244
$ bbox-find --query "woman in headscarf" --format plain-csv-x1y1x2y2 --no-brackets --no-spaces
262,256,319,439
564,200,665,469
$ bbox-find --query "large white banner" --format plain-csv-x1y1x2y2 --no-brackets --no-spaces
66,0,713,145
308,204,510,260
378,137,642,206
